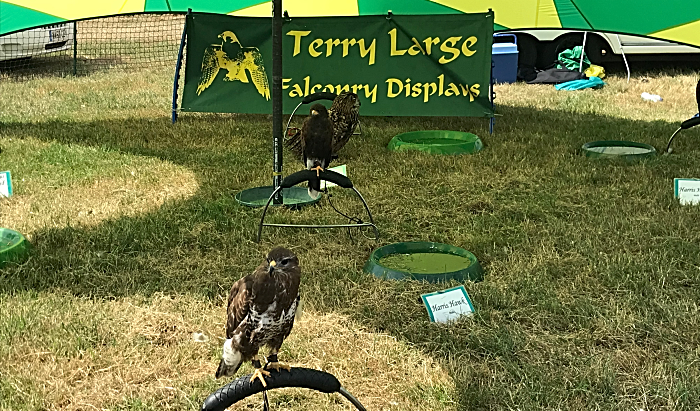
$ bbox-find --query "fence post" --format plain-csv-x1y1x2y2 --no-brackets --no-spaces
72,21,77,76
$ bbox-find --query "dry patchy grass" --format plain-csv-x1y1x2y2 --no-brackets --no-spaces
0,292,455,411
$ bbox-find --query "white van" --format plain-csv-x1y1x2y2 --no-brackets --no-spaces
0,23,74,62
506,30,700,69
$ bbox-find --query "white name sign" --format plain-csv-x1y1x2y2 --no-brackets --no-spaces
0,171,12,198
674,178,700,205
320,164,347,190
421,285,475,324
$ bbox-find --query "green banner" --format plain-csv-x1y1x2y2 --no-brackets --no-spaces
181,12,494,117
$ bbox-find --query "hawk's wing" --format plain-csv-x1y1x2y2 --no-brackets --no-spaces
330,105,359,154
225,275,252,339
197,46,221,96
284,127,304,161
241,48,270,100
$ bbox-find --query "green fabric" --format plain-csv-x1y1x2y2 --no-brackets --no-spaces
181,12,494,117
149,0,263,13
552,0,591,29
357,0,462,16
555,76,605,90
557,46,590,70
3,0,700,48
0,2,64,35
568,0,700,35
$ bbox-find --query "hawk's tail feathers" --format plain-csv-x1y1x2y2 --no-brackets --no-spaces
308,177,321,200
215,338,243,378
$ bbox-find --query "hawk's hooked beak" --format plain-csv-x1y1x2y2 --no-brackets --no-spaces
268,260,276,274
311,110,318,115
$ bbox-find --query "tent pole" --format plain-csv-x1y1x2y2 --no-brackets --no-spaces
579,31,587,72
272,0,283,205
615,34,630,83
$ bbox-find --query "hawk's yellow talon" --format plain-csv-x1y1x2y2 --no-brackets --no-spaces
310,165,324,177
250,368,271,387
266,362,292,372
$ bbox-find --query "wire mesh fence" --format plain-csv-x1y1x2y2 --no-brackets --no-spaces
0,13,185,80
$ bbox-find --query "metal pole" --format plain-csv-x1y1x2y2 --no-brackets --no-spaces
272,0,283,204
72,21,77,76
579,31,587,72
615,34,630,83
172,9,190,124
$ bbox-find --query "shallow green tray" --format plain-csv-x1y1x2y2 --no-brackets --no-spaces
388,130,483,155
364,241,484,283
0,228,30,268
235,186,321,208
582,140,657,161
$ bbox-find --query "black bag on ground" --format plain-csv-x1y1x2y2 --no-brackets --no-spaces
527,67,587,84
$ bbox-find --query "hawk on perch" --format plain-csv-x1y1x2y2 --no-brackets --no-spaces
215,247,301,388
197,30,270,100
285,92,361,159
300,103,333,199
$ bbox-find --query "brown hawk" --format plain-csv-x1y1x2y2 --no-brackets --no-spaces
285,92,361,160
300,103,333,199
215,247,301,388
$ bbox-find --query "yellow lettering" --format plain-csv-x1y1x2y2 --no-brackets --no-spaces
423,37,440,55
459,84,470,96
439,36,462,64
388,28,408,56
303,76,310,95
386,79,403,98
445,83,460,96
422,82,437,102
438,74,444,96
309,39,323,57
411,82,423,97
404,78,411,97
408,38,425,56
335,84,350,94
358,39,376,65
282,78,291,90
351,84,362,94
323,84,335,93
325,38,340,56
461,36,477,57
286,30,311,56
289,84,304,98
341,39,356,56
310,84,322,94
364,84,377,103
470,84,480,101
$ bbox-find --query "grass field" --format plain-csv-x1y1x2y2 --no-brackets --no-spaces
2,66,700,411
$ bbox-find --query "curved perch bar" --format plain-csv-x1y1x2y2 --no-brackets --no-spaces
201,367,366,411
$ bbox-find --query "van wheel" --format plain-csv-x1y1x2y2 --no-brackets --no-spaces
543,34,584,67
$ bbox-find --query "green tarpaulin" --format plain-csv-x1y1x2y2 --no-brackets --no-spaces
2,0,700,48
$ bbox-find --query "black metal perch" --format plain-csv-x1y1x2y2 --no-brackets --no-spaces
201,367,367,411
666,80,700,154
256,169,379,243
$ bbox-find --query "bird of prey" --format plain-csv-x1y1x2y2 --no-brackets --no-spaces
197,30,270,100
300,103,333,199
216,247,301,388
285,92,361,159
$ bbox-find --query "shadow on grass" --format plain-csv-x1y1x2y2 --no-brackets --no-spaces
2,104,700,409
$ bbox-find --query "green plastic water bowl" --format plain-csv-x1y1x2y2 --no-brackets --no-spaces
582,140,657,161
0,228,30,268
364,241,484,283
388,130,483,155
235,186,321,208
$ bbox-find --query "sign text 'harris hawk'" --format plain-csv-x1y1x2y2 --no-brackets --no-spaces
181,12,494,117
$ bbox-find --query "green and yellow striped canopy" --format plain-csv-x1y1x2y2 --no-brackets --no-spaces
2,0,699,48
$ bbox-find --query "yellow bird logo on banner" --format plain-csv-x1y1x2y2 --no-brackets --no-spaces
197,30,270,100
